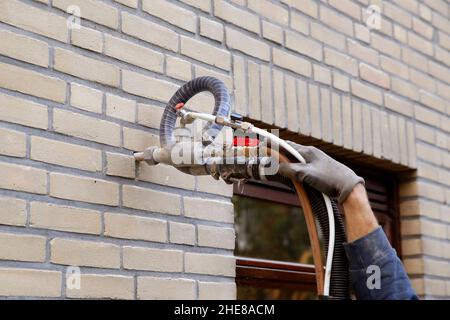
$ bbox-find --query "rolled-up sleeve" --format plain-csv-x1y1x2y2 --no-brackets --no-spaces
343,227,418,300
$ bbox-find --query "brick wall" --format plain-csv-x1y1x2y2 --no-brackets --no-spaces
0,0,448,299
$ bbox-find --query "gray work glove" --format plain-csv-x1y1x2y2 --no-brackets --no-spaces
279,141,364,204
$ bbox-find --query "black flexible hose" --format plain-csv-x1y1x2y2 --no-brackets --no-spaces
159,76,231,148
266,173,350,299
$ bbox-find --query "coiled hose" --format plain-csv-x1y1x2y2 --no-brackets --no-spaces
158,77,350,299
159,76,231,148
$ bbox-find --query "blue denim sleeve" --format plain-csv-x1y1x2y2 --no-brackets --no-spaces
343,226,418,300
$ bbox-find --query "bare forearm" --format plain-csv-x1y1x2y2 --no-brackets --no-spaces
342,183,378,242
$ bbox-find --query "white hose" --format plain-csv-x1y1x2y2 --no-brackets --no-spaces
251,126,335,297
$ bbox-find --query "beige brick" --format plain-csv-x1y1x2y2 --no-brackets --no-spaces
169,222,195,246
248,0,288,25
185,252,235,277
53,109,121,147
31,136,101,172
333,72,350,93
138,162,195,190
428,61,450,85
331,93,342,146
291,11,309,35
389,114,400,163
311,22,346,51
200,17,223,42
282,0,317,18
286,31,322,61
213,0,258,34
143,0,196,32
0,268,61,297
166,56,192,81
181,0,210,11
324,48,358,77
122,185,181,215
285,74,298,133
342,96,352,149
248,61,261,119
67,274,134,299
226,27,270,62
104,34,164,73
50,173,119,206
196,176,233,197
122,69,178,102
408,31,434,56
51,238,120,268
297,79,311,136
0,29,49,67
352,100,363,152
198,225,235,249
198,281,236,300
0,127,26,158
391,78,419,101
431,10,450,34
105,94,136,123
194,65,232,89
106,152,135,179
359,63,390,89
0,93,48,129
138,277,195,300
393,25,408,44
415,105,441,127
122,127,159,151
115,0,138,8
123,246,183,272
355,23,370,43
0,162,47,194
273,48,312,77
321,87,332,142
314,65,331,85
104,212,166,242
181,36,231,70
260,65,273,124
262,21,283,44
320,6,353,35
402,47,428,72
412,17,434,40
122,12,178,52
0,196,26,226
0,62,66,103
380,55,409,80
184,197,233,223
273,69,285,127
384,93,413,117
439,31,450,50
351,80,383,105
348,39,379,66
380,111,392,160
372,34,401,59
0,232,46,262
416,123,435,144
137,103,164,130
53,0,118,29
30,201,101,234
0,0,68,42
233,55,247,116
371,108,382,158
383,1,412,28
70,83,103,114
329,0,361,20
410,69,435,93
54,48,120,87
420,90,447,112
71,27,103,53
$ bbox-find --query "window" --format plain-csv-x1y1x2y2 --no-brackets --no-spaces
234,164,400,300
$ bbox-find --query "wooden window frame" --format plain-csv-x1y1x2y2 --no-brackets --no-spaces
234,164,401,297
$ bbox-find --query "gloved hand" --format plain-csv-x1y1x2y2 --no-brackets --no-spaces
279,141,364,204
